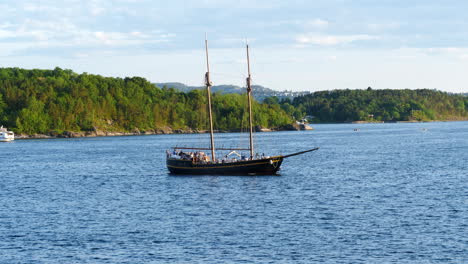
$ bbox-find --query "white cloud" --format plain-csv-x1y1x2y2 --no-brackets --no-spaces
439,47,466,53
0,16,174,57
0,29,16,39
216,37,254,45
296,34,380,46
368,22,401,31
72,52,90,58
265,18,329,29
414,47,468,56
117,0,147,2
91,31,164,45
390,47,468,61
130,31,151,38
0,4,16,13
90,6,105,16
22,3,49,12
198,0,280,9
306,19,329,29
18,1,108,17
0,22,15,29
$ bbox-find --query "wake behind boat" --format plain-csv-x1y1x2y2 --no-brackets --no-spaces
0,126,14,142
166,39,318,175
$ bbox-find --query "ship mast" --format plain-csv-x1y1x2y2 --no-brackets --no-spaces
205,38,216,161
246,43,254,159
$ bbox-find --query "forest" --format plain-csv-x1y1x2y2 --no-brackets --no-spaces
268,87,468,123
0,67,467,135
0,67,291,134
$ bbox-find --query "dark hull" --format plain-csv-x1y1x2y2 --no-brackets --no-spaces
166,156,283,175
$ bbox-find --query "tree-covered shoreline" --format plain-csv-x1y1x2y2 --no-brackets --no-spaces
1,67,467,136
269,87,467,123
0,67,292,135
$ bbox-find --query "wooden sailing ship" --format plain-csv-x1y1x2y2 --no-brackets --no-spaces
166,39,318,175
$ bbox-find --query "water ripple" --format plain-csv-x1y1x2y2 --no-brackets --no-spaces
1,122,467,263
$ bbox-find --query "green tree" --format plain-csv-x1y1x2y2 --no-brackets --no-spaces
15,98,50,134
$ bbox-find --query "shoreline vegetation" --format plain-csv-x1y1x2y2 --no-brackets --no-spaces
1,67,467,139
15,120,468,140
14,123,313,139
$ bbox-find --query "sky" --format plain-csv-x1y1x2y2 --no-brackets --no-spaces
1,0,468,93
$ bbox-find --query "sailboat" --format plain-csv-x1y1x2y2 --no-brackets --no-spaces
166,40,318,175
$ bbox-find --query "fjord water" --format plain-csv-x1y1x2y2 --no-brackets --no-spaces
1,122,467,263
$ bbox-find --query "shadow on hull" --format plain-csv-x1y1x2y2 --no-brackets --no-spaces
167,156,283,175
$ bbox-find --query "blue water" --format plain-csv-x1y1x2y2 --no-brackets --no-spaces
1,122,467,263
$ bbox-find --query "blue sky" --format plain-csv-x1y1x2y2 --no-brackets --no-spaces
1,0,468,92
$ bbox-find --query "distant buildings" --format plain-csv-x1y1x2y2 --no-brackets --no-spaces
155,82,313,102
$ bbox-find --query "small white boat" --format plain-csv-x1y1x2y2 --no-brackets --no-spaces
0,126,14,142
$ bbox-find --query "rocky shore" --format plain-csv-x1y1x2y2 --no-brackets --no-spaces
15,123,314,140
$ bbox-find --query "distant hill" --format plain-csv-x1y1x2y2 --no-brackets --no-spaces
154,82,312,101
